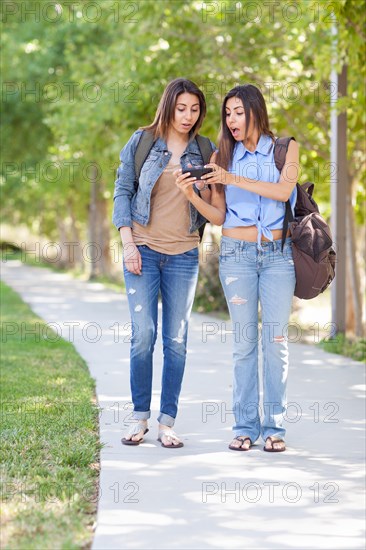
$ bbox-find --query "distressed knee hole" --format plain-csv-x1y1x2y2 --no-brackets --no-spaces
134,305,142,312
172,320,186,344
128,288,136,295
229,295,247,305
225,276,238,286
274,336,285,343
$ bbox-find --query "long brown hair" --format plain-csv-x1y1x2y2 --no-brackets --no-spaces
141,78,206,141
216,84,275,170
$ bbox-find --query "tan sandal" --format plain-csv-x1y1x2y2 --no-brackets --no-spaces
157,429,183,448
122,421,149,446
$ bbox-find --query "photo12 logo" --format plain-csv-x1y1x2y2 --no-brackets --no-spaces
2,80,139,104
201,1,339,24
1,1,140,24
202,480,340,504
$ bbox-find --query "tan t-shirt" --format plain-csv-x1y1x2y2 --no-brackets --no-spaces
132,163,199,254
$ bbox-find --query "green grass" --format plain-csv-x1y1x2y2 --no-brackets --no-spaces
319,333,366,363
0,282,101,549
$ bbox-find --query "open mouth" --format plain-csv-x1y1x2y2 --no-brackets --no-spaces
230,127,240,138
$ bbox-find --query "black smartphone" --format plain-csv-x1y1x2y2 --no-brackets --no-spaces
182,166,213,180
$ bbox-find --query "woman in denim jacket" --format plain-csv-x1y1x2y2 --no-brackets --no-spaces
201,85,299,452
113,78,225,448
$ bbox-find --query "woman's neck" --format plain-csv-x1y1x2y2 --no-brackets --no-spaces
166,127,189,148
166,127,190,164
243,132,260,152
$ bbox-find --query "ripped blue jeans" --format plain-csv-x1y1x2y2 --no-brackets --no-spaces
219,236,296,442
123,245,199,427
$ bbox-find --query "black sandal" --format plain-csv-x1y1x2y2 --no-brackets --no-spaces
228,436,252,451
263,436,286,452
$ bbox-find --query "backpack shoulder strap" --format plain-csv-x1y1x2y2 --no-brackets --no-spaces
274,136,296,172
274,137,296,251
195,135,213,242
134,130,155,181
196,135,214,165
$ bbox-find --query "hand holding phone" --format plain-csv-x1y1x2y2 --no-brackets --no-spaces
182,166,213,180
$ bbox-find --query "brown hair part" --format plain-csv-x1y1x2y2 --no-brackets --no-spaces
216,84,275,170
142,78,206,141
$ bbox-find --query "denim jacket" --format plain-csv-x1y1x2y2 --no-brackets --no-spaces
112,130,216,232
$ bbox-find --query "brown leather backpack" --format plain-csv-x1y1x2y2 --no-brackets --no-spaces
275,137,336,300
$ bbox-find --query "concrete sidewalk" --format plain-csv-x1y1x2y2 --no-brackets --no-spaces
1,261,365,550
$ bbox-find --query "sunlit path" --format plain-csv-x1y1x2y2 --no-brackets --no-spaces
1,261,364,550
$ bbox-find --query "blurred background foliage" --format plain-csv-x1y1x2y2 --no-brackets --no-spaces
1,0,365,334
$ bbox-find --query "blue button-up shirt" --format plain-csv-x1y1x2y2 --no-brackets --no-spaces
223,134,297,248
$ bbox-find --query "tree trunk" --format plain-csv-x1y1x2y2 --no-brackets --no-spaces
346,257,355,333
56,218,70,269
96,180,111,276
88,164,99,279
68,203,83,269
346,177,363,337
88,166,111,279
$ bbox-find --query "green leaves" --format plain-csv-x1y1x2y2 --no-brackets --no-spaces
2,0,365,238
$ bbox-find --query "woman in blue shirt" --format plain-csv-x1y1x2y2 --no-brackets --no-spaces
202,84,299,452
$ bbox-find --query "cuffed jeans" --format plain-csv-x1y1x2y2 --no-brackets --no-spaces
123,245,199,427
219,236,296,442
